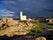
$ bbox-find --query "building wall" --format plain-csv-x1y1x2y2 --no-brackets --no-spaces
20,11,27,21
49,19,53,23
21,16,27,20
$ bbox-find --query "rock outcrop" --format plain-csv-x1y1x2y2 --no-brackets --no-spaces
35,37,46,40
0,18,33,37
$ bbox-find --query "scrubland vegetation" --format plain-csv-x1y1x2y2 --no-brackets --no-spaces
29,22,53,36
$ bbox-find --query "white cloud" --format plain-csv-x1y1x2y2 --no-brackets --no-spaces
0,13,14,16
3,1,16,5
0,9,14,16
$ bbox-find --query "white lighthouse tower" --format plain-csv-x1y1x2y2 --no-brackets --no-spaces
20,11,27,21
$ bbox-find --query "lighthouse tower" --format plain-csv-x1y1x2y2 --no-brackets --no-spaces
20,11,27,21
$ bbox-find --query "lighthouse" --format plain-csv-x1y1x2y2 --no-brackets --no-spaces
20,11,27,21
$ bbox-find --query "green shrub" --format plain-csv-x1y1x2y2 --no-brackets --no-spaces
29,23,53,36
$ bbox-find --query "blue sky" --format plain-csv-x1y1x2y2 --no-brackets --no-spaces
0,0,53,18
0,1,5,9
0,0,15,18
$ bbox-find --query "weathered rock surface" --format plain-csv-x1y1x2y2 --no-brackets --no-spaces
0,18,33,37
35,37,46,40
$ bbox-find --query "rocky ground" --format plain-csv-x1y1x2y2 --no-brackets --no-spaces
0,35,46,40
0,18,48,40
0,17,34,37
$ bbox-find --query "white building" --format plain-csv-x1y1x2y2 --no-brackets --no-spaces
20,11,27,21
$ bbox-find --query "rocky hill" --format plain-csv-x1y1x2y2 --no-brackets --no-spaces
0,18,34,37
